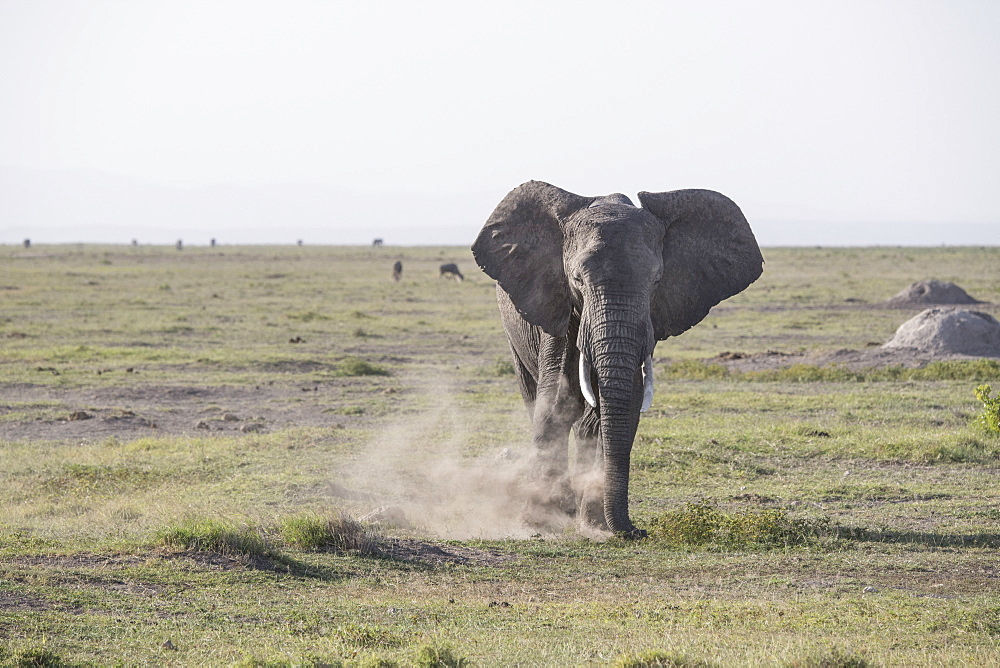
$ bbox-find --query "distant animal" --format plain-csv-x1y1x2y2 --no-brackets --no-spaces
472,181,763,537
439,263,464,282
210,238,217,247
392,260,403,281
372,238,384,247
23,239,30,249
176,239,183,250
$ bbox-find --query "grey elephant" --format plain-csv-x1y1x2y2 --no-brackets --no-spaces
472,181,763,537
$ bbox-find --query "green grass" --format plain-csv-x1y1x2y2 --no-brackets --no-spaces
156,518,277,561
1,244,999,665
647,501,834,549
279,513,379,554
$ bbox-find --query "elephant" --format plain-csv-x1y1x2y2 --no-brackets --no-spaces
472,181,763,537
439,263,464,281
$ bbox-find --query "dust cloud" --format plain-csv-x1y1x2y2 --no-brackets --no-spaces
329,378,604,540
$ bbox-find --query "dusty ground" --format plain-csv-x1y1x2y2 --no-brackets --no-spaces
3,300,999,443
710,346,1000,372
0,380,362,443
710,297,1000,371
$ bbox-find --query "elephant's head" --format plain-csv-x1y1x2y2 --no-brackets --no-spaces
472,180,763,535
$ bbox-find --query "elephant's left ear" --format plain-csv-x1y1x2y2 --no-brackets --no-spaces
639,189,764,339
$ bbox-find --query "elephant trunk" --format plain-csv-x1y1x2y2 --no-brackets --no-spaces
579,292,650,536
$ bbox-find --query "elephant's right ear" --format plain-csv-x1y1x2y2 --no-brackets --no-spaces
472,181,592,337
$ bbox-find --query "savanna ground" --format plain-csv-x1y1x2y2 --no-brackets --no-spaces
1,243,999,667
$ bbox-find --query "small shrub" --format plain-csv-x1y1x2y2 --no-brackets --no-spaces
975,384,1000,434
280,513,379,554
415,645,468,668
648,501,722,546
615,650,711,667
648,501,832,549
335,357,390,377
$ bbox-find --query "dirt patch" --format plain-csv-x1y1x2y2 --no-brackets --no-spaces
710,307,1000,372
0,382,357,443
708,346,997,372
377,538,515,566
0,592,63,612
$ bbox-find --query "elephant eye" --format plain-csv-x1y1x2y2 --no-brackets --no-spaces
571,272,584,285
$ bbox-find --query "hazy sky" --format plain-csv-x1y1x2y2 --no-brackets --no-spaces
1,0,998,245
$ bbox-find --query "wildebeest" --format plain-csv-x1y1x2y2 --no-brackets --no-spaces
392,260,403,281
439,263,464,282
372,238,384,247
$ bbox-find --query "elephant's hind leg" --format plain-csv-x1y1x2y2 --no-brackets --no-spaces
573,408,608,531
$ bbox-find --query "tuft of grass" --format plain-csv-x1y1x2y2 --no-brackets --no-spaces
614,650,712,667
661,360,730,380
156,518,276,560
917,434,999,463
414,645,468,668
334,356,390,377
975,384,1000,434
280,513,379,554
647,501,833,550
786,648,872,667
0,644,68,667
491,357,515,376
333,623,404,648
44,463,159,494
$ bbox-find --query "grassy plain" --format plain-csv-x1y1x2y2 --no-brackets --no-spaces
1,243,999,666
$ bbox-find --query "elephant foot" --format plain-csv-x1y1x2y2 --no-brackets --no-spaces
572,469,608,532
614,526,648,540
577,486,609,532
519,476,576,533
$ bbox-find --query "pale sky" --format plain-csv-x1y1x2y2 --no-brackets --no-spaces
1,0,998,245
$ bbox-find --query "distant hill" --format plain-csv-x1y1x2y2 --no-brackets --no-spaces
0,167,488,245
2,167,996,246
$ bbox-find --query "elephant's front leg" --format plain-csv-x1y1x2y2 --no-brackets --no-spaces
525,335,584,521
573,409,608,531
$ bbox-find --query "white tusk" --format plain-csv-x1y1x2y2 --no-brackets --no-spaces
579,354,597,408
640,355,654,413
